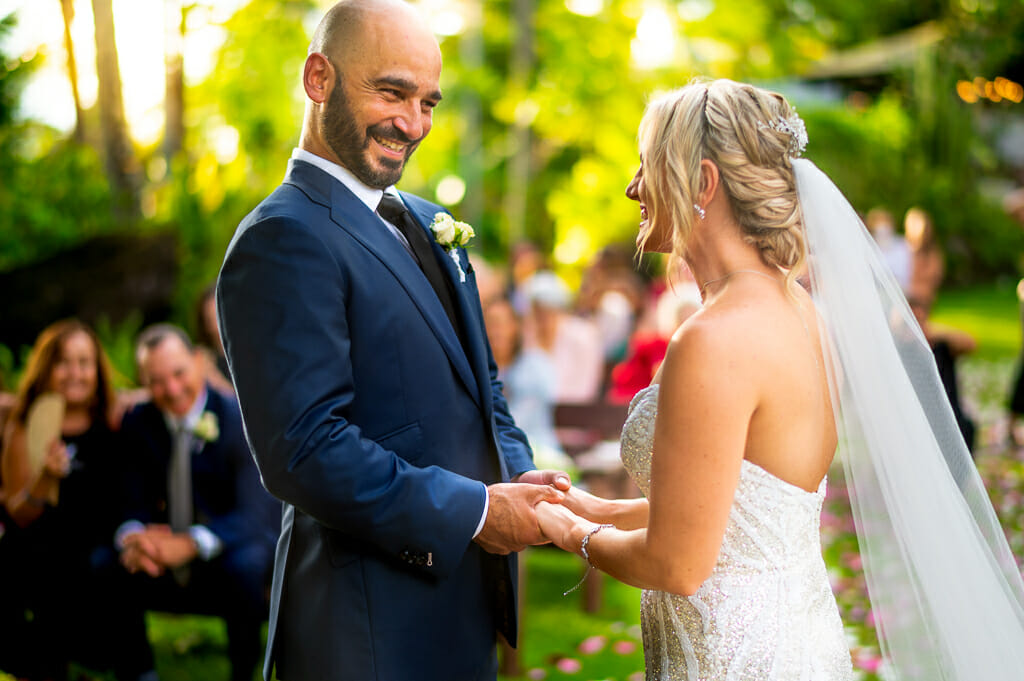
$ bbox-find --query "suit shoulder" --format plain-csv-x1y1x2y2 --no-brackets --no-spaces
205,386,243,422
239,184,319,231
121,400,160,429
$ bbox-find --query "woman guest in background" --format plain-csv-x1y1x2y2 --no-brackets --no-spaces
537,79,1024,680
904,206,945,307
484,296,572,473
0,319,153,681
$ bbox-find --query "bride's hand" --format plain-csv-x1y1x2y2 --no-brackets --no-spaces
536,501,584,553
561,486,613,524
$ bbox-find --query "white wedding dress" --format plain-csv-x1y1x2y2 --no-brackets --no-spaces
620,384,853,681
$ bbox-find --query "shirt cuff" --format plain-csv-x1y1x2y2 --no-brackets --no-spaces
189,525,224,561
472,488,489,539
114,520,145,548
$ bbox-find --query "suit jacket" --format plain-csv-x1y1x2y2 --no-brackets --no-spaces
119,386,279,557
217,159,535,681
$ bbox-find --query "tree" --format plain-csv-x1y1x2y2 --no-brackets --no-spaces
164,0,186,165
91,0,140,221
58,0,85,144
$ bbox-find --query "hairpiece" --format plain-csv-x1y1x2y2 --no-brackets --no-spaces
759,113,808,157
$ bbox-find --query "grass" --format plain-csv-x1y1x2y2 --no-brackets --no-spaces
931,280,1021,360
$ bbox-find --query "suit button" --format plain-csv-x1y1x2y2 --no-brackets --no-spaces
415,555,426,566
400,550,411,562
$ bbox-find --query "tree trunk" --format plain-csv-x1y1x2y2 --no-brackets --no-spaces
503,0,533,247
164,0,185,165
58,0,85,144
91,0,140,221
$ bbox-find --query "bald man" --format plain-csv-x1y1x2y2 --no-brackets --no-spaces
216,2,570,679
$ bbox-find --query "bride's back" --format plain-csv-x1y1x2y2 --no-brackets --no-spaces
694,277,836,493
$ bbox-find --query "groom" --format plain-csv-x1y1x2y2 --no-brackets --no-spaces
216,1,569,680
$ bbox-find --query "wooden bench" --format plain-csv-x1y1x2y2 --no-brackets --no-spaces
553,400,633,613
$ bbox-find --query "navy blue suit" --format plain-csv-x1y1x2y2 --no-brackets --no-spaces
217,159,535,681
118,386,278,681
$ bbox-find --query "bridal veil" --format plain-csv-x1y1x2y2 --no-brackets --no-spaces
796,158,1024,679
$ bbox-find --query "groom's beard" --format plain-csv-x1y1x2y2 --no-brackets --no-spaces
322,75,421,189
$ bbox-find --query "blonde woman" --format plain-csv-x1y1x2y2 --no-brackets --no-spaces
538,80,1024,680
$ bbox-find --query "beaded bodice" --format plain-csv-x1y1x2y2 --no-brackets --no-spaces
620,384,852,681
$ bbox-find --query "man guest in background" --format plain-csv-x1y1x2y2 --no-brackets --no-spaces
216,1,570,679
116,323,278,681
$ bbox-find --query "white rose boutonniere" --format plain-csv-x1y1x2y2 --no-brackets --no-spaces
430,212,475,282
192,411,220,443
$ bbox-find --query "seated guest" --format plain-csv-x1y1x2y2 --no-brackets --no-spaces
521,271,605,404
0,319,151,681
116,323,278,681
484,296,570,473
194,284,234,394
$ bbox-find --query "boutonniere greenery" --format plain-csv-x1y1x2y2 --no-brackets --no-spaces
192,411,220,443
430,212,475,282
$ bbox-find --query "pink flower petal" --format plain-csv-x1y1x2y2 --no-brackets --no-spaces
556,658,583,674
613,640,637,655
578,635,607,655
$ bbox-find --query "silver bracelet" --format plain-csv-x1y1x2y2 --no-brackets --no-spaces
563,523,614,596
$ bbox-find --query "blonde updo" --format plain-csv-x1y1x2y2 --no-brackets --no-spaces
637,79,807,290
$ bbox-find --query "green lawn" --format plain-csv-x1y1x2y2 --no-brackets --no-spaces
931,281,1021,360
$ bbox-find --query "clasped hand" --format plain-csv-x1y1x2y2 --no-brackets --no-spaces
120,524,199,576
474,471,609,555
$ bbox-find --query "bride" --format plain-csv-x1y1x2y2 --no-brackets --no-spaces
536,79,1024,680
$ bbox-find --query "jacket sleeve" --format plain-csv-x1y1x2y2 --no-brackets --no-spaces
216,215,486,578
464,257,536,478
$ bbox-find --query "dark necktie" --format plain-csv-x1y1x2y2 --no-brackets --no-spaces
377,194,463,340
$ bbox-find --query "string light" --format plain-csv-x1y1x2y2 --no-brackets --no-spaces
956,76,1024,104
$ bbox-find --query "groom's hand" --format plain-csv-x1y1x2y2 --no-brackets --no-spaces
475,482,566,555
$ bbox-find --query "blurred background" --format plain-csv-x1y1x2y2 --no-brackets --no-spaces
0,0,1022,377
2,3,1024,680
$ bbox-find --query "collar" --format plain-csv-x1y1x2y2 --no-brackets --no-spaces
162,386,209,434
291,148,401,212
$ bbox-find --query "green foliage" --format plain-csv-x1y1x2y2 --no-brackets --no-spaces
1,0,1023,322
0,14,121,273
191,0,314,191
0,136,116,270
801,89,1024,283
93,313,145,388
0,13,32,130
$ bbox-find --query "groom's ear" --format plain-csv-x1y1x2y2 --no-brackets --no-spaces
303,52,334,104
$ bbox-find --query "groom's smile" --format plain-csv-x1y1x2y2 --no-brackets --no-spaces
318,12,442,190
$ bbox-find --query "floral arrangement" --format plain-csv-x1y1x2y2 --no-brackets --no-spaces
431,212,475,282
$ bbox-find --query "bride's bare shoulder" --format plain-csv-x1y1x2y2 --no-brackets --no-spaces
663,307,753,377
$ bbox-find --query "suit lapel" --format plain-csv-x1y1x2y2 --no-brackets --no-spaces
283,161,481,406
403,195,494,417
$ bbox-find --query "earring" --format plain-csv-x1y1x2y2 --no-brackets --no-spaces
693,204,706,220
